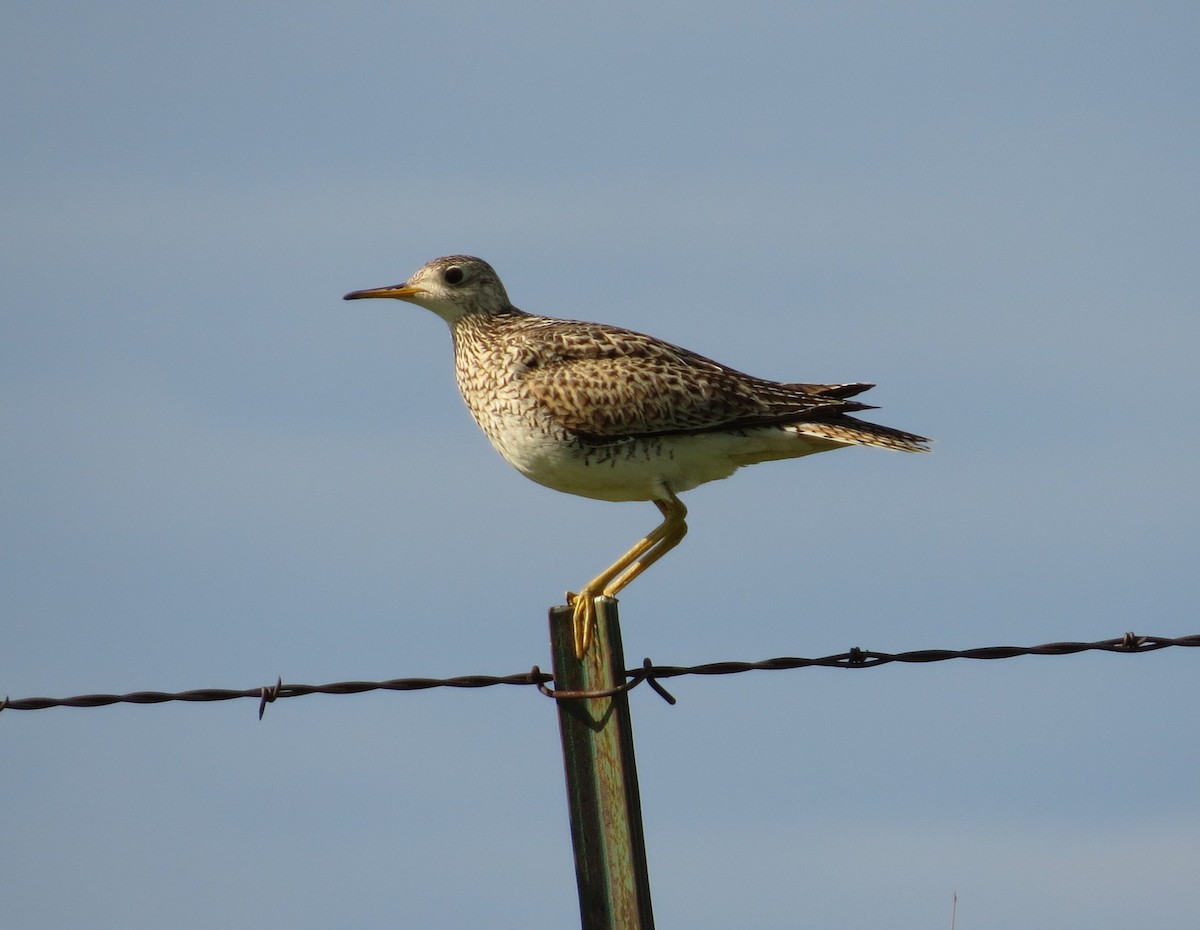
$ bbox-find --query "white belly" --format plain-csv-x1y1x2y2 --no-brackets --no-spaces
482,417,845,503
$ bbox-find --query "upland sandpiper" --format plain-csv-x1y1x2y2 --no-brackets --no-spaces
345,255,928,655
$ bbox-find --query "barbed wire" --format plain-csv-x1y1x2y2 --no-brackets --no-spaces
3,631,1197,718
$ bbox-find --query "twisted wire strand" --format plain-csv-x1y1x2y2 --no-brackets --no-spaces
3,631,1196,716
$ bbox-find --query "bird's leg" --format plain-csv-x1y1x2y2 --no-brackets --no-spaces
567,491,689,657
566,528,663,658
603,494,689,597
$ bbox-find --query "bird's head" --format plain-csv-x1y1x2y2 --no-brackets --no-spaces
343,255,511,324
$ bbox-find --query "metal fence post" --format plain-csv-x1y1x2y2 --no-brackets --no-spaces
549,597,655,930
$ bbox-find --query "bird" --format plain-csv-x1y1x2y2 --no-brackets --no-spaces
344,255,928,656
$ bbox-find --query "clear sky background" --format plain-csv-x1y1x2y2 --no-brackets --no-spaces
3,3,1198,928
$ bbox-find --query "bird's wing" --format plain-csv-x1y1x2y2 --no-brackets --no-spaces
514,319,875,440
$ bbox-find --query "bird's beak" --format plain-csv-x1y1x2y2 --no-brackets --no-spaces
343,284,425,301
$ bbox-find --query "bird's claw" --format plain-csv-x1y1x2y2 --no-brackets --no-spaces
569,588,598,658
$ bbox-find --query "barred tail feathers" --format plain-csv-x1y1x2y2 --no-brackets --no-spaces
791,417,931,453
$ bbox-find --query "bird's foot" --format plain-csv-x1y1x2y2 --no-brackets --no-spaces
565,587,600,658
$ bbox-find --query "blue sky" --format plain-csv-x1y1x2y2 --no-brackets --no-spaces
3,3,1198,928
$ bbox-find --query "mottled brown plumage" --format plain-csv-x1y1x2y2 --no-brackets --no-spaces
345,255,928,653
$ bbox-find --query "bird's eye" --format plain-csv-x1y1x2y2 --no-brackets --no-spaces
443,266,465,285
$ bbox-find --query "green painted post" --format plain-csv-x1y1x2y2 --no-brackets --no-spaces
549,597,655,930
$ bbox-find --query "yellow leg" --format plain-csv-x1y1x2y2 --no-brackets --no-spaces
568,491,689,657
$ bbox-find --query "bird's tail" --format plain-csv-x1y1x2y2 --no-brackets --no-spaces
792,417,931,453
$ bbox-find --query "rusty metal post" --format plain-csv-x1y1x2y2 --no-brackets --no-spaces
549,597,655,930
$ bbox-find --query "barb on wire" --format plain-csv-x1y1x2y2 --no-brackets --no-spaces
3,632,1197,715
